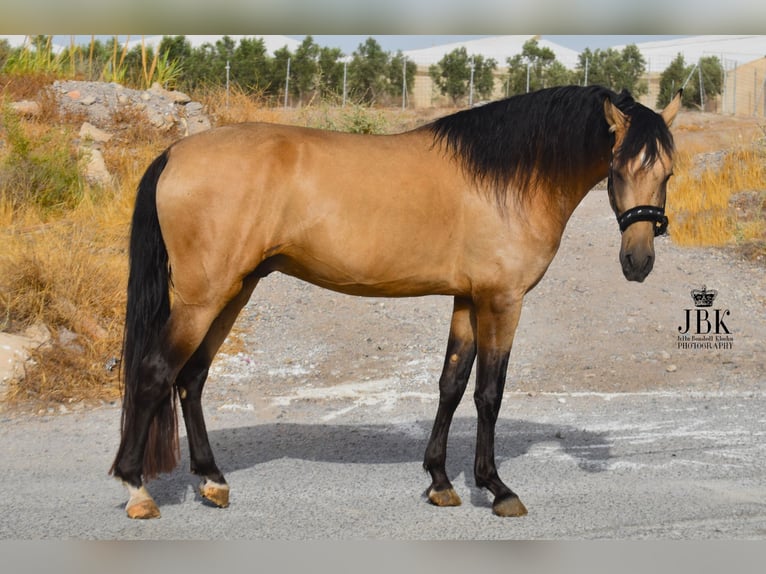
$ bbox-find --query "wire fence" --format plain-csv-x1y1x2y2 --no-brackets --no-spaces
222,52,765,118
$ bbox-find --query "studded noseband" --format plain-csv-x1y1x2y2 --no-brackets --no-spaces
607,164,669,237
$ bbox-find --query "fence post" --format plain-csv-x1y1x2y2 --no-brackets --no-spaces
584,57,589,86
469,56,475,107
284,57,290,108
402,56,407,110
342,60,347,107
225,60,230,109
526,63,531,93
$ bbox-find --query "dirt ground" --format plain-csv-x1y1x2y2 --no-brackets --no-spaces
1,111,765,413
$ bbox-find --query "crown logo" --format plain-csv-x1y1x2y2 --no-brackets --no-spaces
691,285,717,307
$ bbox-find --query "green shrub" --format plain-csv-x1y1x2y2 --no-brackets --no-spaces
1,103,82,212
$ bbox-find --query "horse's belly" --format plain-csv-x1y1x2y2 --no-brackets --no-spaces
263,250,464,298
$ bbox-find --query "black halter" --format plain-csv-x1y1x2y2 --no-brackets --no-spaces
607,163,669,237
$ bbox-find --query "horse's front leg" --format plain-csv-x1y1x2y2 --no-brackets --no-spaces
424,297,477,507
473,293,528,517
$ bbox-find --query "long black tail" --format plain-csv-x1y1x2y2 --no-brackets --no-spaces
110,149,179,479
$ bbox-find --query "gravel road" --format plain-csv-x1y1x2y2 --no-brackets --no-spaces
1,184,764,539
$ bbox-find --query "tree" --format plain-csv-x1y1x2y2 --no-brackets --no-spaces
291,36,320,104
576,44,647,95
694,56,724,109
183,42,218,90
386,50,417,103
657,53,722,109
158,36,192,70
505,38,574,96
0,39,11,69
429,47,472,105
316,46,345,100
473,55,498,101
347,37,390,104
269,46,292,102
657,53,688,107
231,37,269,93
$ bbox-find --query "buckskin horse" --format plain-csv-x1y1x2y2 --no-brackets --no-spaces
111,85,681,519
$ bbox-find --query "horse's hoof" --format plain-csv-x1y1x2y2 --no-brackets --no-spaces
428,487,462,507
200,480,230,508
127,498,161,519
493,495,528,517
125,485,160,519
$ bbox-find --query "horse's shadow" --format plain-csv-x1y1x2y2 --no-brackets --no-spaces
147,416,612,509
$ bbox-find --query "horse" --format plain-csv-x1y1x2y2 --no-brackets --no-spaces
110,85,682,519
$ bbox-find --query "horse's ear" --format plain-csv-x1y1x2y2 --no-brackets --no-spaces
661,89,683,128
603,98,628,135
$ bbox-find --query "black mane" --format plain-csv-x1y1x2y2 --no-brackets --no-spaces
611,90,675,170
424,85,674,206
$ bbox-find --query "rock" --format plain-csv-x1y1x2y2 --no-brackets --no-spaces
10,100,41,118
183,114,211,136
0,329,48,387
182,101,211,135
148,82,191,104
185,101,204,115
80,147,112,186
57,328,84,353
79,122,112,143
52,79,212,138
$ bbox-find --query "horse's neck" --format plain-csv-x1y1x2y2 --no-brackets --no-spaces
552,153,612,227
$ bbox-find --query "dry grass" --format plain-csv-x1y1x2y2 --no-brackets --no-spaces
198,85,292,126
1,211,127,403
668,142,766,256
1,83,175,407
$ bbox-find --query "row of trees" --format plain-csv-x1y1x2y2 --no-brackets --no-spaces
428,38,723,109
157,35,417,105
0,36,723,109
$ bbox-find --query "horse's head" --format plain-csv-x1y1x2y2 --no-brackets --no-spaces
604,91,682,282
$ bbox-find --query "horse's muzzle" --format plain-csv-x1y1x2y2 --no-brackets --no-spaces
620,247,654,282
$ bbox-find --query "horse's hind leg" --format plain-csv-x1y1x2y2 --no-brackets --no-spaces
114,302,224,519
424,297,476,507
177,274,259,509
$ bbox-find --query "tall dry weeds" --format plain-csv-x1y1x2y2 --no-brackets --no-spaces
1,215,127,403
668,142,766,253
1,86,174,407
